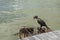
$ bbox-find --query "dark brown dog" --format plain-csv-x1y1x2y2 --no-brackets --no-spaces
33,16,49,29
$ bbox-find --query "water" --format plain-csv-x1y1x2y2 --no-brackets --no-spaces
0,0,60,40
0,0,59,11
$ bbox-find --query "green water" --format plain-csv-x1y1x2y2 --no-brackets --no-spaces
0,0,60,40
0,8,60,40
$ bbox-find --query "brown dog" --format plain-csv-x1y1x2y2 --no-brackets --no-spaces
19,27,34,39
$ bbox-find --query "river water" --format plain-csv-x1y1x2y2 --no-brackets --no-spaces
0,0,60,40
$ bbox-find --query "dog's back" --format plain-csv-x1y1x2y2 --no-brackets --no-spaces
19,27,34,39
